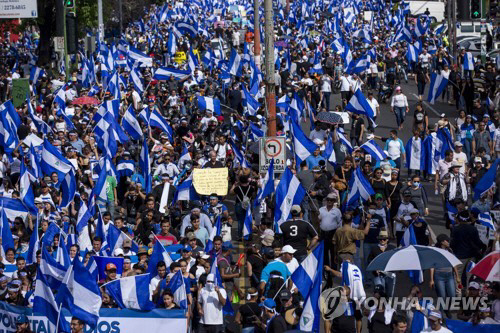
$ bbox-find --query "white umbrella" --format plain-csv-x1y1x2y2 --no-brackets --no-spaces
367,245,461,272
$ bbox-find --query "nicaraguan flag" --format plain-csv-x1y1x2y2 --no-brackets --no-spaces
105,274,155,310
291,117,317,166
129,68,144,94
401,223,424,284
0,197,29,221
139,139,152,194
345,89,375,118
166,270,188,309
19,159,37,214
107,223,139,255
474,159,499,200
172,174,199,203
147,240,173,280
153,67,191,80
243,206,253,240
415,17,430,37
55,257,102,329
228,48,243,77
116,159,135,179
463,52,475,70
27,215,40,264
254,159,274,206
167,29,177,55
40,247,68,289
128,46,153,67
274,168,307,227
322,135,336,166
407,42,420,63
360,140,387,162
198,96,221,115
405,136,426,170
347,167,375,207
139,108,174,141
30,66,45,83
478,212,496,231
33,265,71,333
0,204,15,259
122,104,143,140
242,86,260,115
427,73,448,104
446,201,458,226
93,256,124,281
291,242,324,332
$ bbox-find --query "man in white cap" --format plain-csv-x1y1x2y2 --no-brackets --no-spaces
198,273,226,332
421,311,452,332
319,192,342,276
441,161,468,203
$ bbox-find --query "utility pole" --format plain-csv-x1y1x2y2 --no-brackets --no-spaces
98,0,104,41
119,0,123,35
447,0,453,64
264,0,276,136
253,0,261,69
63,3,70,78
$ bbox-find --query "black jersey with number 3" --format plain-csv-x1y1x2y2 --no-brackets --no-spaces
279,219,318,257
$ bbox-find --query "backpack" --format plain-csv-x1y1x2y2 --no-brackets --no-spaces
240,186,251,210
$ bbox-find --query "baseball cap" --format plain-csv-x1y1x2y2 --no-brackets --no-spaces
374,193,384,200
106,263,117,271
454,141,463,147
291,205,301,214
261,234,274,246
16,314,29,324
428,311,442,321
326,192,338,200
186,232,196,240
403,189,411,196
469,281,480,290
410,208,419,214
281,245,297,254
113,248,124,256
474,157,482,163
260,298,277,311
206,273,215,282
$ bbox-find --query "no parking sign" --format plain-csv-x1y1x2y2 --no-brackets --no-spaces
259,137,286,174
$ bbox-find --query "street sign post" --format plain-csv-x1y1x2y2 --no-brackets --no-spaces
259,137,286,174
480,19,486,64
54,37,65,52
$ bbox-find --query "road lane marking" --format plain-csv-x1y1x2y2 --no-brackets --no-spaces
411,93,441,117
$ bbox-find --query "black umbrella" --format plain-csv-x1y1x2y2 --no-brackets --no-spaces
315,112,343,125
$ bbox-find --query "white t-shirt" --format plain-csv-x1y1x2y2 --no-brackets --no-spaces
437,159,452,179
494,128,500,152
340,76,351,92
367,98,379,115
321,76,332,92
199,286,227,325
318,206,342,231
419,53,432,64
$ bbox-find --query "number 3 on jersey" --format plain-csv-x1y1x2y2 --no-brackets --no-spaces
289,225,298,236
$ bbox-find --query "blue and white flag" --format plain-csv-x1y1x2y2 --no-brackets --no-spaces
401,223,424,284
463,52,475,71
172,174,199,202
405,136,426,171
27,215,40,264
360,140,387,162
27,99,52,135
30,66,45,83
20,159,37,214
242,86,260,116
116,159,135,179
139,108,173,141
153,67,191,80
122,105,143,140
167,29,177,55
0,197,29,221
107,223,139,255
309,50,323,74
291,242,324,332
166,270,188,309
128,46,153,67
129,67,144,94
243,206,253,241
473,159,500,200
254,159,274,207
478,212,496,231
275,168,307,227
55,257,102,329
290,118,317,166
228,48,243,76
427,73,448,104
0,204,15,258
34,266,71,333
147,240,173,281
210,255,234,315
187,48,199,73
407,43,420,63
347,167,375,207
446,201,458,226
105,274,155,310
139,139,152,194
345,89,375,118
198,96,221,115
40,247,68,289
415,17,430,37
322,135,336,166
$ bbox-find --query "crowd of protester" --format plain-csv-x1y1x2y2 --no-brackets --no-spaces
0,0,499,332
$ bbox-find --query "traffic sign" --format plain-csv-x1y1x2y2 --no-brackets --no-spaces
54,37,65,52
259,136,286,174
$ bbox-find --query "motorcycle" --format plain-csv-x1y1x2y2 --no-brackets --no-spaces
378,83,394,103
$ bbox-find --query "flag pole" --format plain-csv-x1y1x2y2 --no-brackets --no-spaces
55,303,63,333
272,275,291,300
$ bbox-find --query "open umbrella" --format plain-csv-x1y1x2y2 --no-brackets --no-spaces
469,251,500,282
72,96,100,105
367,245,461,271
315,111,343,125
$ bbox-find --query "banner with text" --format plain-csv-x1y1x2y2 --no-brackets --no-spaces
0,301,187,333
192,167,229,196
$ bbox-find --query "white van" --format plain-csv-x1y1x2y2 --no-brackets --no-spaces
456,21,493,38
407,1,445,23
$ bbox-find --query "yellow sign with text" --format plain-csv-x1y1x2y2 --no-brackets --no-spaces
192,168,228,196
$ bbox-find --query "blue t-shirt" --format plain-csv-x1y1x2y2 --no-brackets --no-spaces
260,259,291,284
